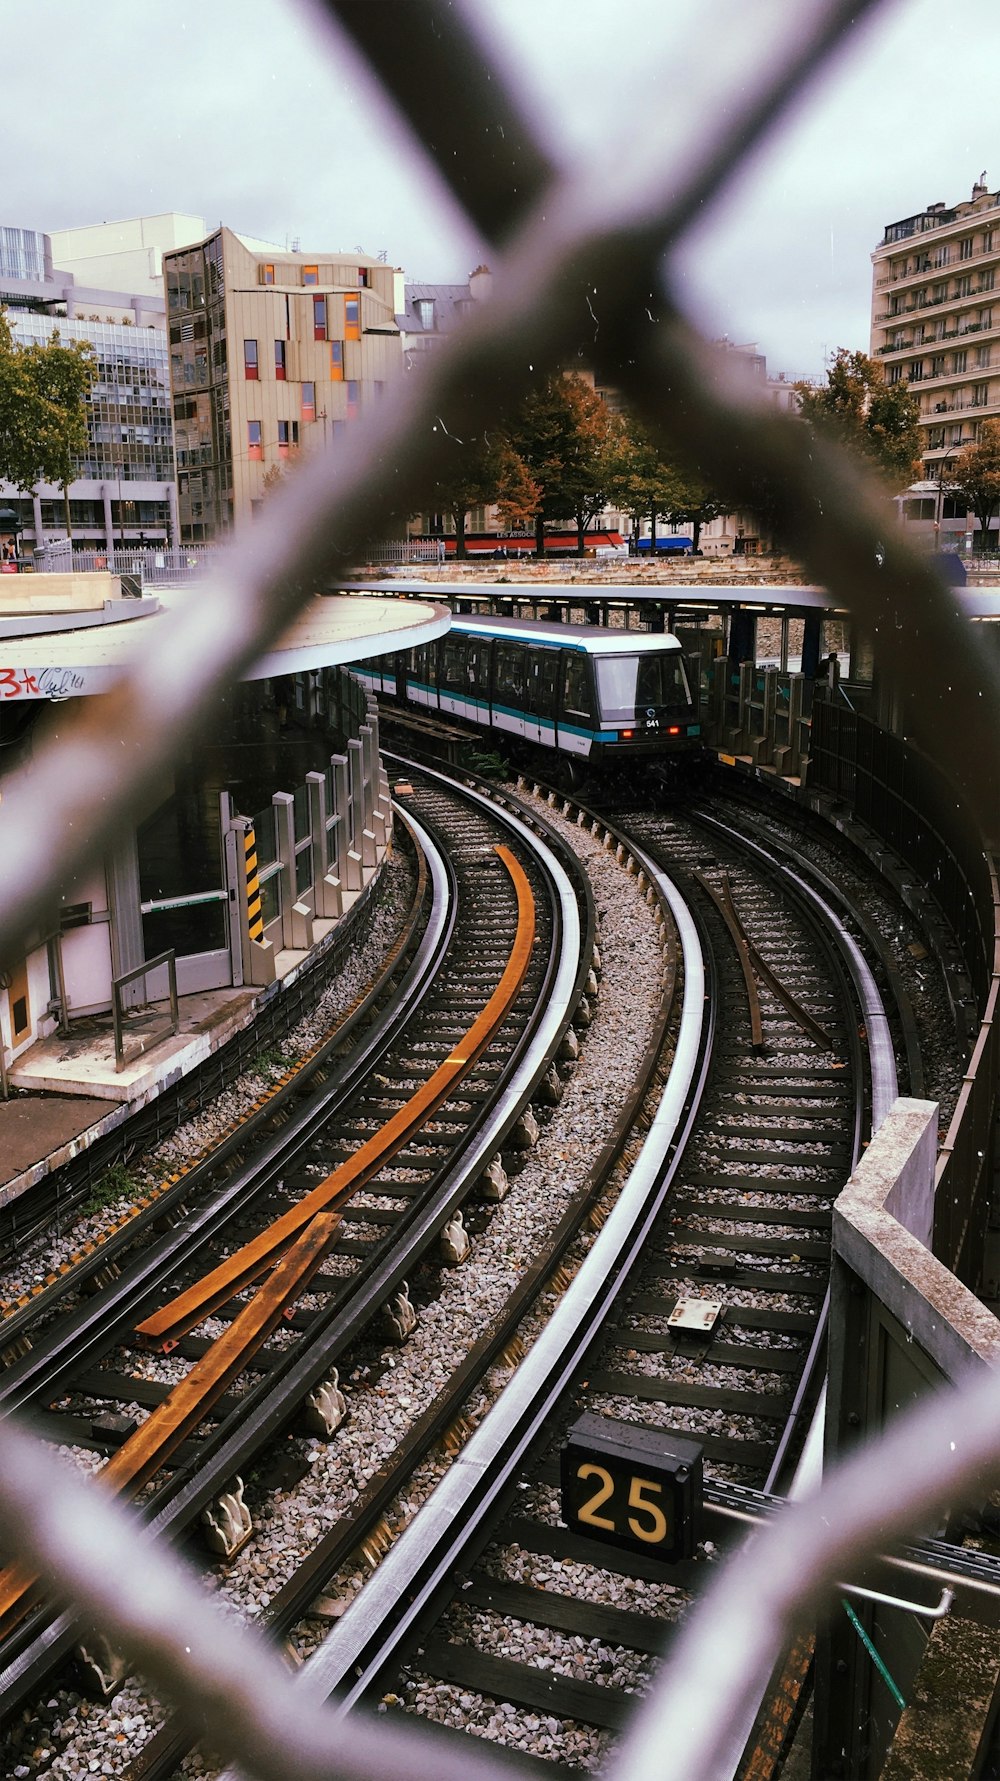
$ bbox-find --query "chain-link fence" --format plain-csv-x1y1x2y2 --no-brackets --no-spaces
3,2,1000,1778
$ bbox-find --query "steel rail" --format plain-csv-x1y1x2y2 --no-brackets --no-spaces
679,812,904,1779
0,783,574,1718
0,812,431,1339
135,843,535,1348
694,811,899,1132
719,871,836,1052
122,787,675,1781
692,868,764,1050
272,839,706,1721
0,1213,340,1638
0,831,398,1268
714,790,925,1099
0,809,454,1417
3,0,999,1772
305,795,876,1770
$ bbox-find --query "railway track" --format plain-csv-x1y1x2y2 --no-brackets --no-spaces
0,769,944,1781
255,785,908,1778
0,766,600,1729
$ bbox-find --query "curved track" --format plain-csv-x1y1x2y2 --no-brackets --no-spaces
0,766,595,1721
275,784,906,1776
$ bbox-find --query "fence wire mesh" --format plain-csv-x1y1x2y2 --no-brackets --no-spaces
3,2,1000,1778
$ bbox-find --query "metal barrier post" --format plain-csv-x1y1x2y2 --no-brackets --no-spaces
358,725,379,865
273,791,315,952
346,739,369,882
111,949,178,1072
308,770,343,919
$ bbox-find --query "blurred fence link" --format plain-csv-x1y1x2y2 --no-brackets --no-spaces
2,1,1000,1778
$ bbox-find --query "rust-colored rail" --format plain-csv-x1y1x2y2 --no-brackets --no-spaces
0,1212,339,1638
135,844,535,1349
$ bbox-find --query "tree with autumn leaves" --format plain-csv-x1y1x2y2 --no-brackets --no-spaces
796,349,922,488
503,375,626,556
419,349,923,559
947,419,1000,544
608,416,726,552
0,311,95,536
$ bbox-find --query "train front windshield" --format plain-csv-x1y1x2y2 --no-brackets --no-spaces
594,652,691,723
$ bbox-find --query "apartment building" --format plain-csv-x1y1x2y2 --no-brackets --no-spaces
871,176,1000,478
164,228,404,541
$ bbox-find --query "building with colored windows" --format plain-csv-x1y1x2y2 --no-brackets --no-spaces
163,229,405,541
871,176,1000,483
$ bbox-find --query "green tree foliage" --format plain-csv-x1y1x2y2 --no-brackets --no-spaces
24,330,95,535
948,419,1000,543
424,426,509,559
0,313,94,534
797,348,921,489
0,313,44,496
607,417,726,551
505,374,622,555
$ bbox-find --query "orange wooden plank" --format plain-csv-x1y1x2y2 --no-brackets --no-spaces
0,1212,339,1639
135,844,535,1349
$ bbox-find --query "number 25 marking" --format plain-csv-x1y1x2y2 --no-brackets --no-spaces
576,1463,615,1530
575,1465,669,1544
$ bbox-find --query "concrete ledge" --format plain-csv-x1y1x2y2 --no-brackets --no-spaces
834,1097,1000,1378
0,573,123,613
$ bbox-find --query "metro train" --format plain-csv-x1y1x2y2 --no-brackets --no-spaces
353,613,703,782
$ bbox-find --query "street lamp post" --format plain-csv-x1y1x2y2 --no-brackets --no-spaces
933,450,958,549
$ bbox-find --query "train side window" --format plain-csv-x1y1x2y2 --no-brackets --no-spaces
562,650,592,720
441,637,467,690
494,643,525,706
466,640,487,693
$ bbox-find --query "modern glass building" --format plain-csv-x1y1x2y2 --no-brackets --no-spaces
0,217,182,555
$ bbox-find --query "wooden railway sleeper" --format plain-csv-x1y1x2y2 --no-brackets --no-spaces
356,1517,394,1573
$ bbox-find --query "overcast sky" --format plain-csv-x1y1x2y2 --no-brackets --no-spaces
12,0,1000,378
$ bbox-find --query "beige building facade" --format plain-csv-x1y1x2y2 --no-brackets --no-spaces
871,176,1000,478
48,212,206,301
163,228,405,540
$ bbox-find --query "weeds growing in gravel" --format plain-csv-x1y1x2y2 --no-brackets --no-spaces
84,1161,139,1216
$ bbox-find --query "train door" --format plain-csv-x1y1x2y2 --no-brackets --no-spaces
491,642,527,740
524,647,560,747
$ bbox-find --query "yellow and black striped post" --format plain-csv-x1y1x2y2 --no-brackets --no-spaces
244,823,264,944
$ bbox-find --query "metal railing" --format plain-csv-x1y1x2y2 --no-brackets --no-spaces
2,3,1000,1779
33,542,215,582
112,949,179,1072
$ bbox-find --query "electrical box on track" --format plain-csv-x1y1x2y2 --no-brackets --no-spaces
560,1412,703,1564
